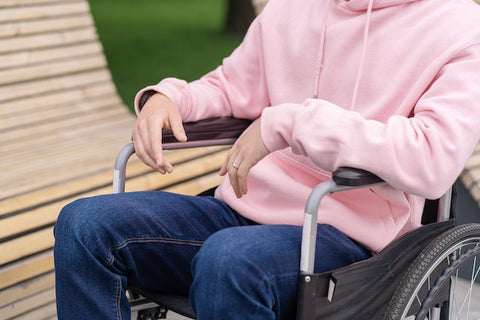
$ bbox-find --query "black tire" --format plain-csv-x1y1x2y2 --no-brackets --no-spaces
384,223,480,320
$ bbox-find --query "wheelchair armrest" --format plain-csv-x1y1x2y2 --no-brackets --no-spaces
332,167,384,187
301,168,384,273
113,117,252,193
162,117,253,150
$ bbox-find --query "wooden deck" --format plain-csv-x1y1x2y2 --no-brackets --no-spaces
0,1,225,318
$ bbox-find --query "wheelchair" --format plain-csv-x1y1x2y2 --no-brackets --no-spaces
113,117,480,320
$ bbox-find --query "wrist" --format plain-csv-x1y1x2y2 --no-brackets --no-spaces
138,90,158,112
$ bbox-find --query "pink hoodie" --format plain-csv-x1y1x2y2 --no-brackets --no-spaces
135,0,480,252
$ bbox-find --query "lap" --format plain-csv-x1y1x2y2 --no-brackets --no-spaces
196,224,370,274
190,224,371,319
55,191,254,293
56,191,370,297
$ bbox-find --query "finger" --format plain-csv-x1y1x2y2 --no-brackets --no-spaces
168,110,187,142
228,158,243,198
137,122,169,174
133,134,166,174
236,163,249,196
219,149,234,176
147,120,171,173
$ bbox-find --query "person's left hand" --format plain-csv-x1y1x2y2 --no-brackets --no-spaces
220,118,270,198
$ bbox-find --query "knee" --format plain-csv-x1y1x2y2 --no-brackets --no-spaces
55,197,96,239
190,227,288,318
54,195,120,250
192,227,261,281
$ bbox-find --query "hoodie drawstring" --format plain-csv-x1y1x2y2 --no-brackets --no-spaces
350,0,375,110
313,0,375,111
313,0,331,99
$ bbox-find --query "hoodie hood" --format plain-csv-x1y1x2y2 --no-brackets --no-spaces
339,0,420,11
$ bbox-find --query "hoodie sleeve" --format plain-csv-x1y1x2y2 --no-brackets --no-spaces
134,13,270,121
261,44,480,199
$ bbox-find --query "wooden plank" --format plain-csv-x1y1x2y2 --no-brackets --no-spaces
1,144,225,200
0,171,224,290
0,119,134,199
0,0,78,8
4,115,132,152
0,147,226,215
12,301,57,320
0,69,110,102
0,40,101,70
1,94,122,131
0,251,53,290
0,168,221,265
0,54,107,85
2,105,129,150
0,149,228,239
1,114,131,161
0,144,131,195
7,302,56,320
0,84,119,124
0,14,93,39
1,105,128,150
2,287,55,319
0,81,117,116
0,2,89,23
0,227,54,265
0,27,96,54
465,150,480,171
0,272,54,307
461,169,475,190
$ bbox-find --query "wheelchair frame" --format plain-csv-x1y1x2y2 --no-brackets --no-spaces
114,117,480,320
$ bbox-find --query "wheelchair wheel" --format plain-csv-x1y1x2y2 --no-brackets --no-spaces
384,223,480,320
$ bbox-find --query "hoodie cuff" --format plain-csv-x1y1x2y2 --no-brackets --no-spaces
133,78,189,116
260,104,297,152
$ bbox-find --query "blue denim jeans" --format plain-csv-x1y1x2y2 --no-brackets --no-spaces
54,191,371,320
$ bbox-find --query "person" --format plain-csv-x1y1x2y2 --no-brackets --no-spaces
54,0,480,319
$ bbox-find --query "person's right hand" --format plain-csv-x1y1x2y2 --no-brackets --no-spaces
132,93,187,174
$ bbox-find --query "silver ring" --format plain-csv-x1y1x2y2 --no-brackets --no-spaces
232,163,239,170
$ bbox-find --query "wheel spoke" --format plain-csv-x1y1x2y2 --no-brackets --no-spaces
453,254,480,319
466,256,479,320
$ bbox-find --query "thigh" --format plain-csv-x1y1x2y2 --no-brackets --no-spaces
191,224,371,319
55,191,253,294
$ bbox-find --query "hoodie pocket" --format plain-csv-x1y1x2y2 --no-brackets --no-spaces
276,148,332,181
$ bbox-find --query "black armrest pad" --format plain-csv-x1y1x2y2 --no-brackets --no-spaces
162,117,253,144
332,167,384,187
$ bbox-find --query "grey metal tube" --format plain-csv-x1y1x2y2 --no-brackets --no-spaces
300,181,352,273
113,142,135,193
300,180,384,274
437,186,453,222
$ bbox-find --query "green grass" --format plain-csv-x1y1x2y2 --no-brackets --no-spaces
88,0,243,112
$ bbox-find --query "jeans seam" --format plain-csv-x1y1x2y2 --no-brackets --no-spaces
115,275,122,320
106,237,204,266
